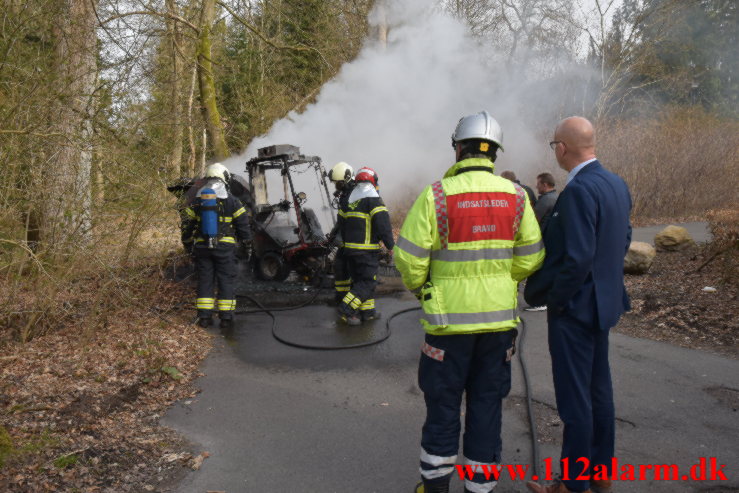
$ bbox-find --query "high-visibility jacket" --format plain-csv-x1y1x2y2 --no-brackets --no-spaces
181,180,251,247
337,182,395,254
395,158,544,335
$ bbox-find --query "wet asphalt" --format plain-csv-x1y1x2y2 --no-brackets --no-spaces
162,224,738,493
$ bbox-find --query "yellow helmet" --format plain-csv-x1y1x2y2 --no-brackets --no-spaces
329,162,353,183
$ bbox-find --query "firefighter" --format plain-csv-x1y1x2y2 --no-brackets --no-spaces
394,111,545,493
336,166,394,325
326,162,356,303
181,163,252,329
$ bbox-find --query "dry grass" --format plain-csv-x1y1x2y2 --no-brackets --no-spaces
598,107,739,221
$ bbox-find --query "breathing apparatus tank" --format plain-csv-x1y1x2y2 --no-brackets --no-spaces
199,188,219,248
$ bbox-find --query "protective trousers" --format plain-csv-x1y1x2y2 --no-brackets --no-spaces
194,245,237,320
548,312,614,493
418,330,514,493
333,247,352,303
338,253,378,319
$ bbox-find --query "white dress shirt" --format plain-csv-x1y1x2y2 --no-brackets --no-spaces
566,158,597,186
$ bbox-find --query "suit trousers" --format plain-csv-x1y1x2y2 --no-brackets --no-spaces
548,312,615,492
418,330,514,492
194,245,237,320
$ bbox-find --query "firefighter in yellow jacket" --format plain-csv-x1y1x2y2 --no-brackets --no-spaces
395,111,544,493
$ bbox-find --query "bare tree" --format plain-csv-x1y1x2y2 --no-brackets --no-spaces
46,0,99,248
165,0,186,175
198,0,230,161
571,0,683,119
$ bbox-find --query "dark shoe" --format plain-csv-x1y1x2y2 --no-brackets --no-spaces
219,318,234,330
527,479,591,493
197,317,213,328
414,478,450,493
341,314,361,326
361,311,381,322
590,479,612,493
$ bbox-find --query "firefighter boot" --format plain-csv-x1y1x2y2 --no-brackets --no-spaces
414,476,451,493
341,314,361,326
590,479,612,493
197,317,213,328
219,318,234,330
527,479,592,493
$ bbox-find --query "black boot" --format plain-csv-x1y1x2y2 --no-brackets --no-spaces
197,317,213,328
219,318,234,330
414,477,451,493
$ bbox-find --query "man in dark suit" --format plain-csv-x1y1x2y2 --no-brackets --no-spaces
525,117,632,493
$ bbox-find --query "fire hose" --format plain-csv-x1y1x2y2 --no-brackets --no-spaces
230,292,540,477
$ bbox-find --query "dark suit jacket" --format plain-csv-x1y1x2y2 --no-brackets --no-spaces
524,160,632,330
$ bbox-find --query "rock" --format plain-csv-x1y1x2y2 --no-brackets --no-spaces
654,225,695,251
624,241,656,274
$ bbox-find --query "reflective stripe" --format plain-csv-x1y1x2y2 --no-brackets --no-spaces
360,299,375,310
194,236,236,244
184,208,196,218
396,236,430,258
196,298,215,309
343,242,379,250
423,309,516,326
335,279,352,286
512,183,527,235
335,286,350,292
464,457,498,468
431,181,449,249
431,248,513,262
339,211,368,219
233,207,246,218
219,216,233,223
513,240,544,256
369,206,388,216
342,293,362,309
420,466,456,480
420,448,457,466
464,479,498,493
217,299,236,311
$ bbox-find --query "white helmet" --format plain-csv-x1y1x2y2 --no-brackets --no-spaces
451,110,504,150
329,162,353,183
205,162,230,182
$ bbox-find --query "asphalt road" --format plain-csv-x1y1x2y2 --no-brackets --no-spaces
630,221,711,245
163,224,737,493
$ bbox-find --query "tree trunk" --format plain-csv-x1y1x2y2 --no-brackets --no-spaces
46,0,98,249
166,0,184,176
375,0,388,49
197,0,229,161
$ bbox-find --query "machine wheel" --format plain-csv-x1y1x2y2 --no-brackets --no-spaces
256,251,291,282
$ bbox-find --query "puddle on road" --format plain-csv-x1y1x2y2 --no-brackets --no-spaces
218,295,423,370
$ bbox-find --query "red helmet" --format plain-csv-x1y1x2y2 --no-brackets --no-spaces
355,166,378,186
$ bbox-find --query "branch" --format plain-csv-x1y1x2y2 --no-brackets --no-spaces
215,0,332,69
101,10,200,33
0,128,63,137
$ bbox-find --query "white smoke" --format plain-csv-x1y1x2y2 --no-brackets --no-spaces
222,0,584,224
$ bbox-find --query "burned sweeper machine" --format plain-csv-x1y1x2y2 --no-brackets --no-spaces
246,144,335,283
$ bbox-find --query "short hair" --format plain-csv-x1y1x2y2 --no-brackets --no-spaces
458,139,498,162
536,172,555,187
500,171,516,181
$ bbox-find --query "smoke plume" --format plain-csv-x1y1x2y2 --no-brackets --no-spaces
222,0,585,222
